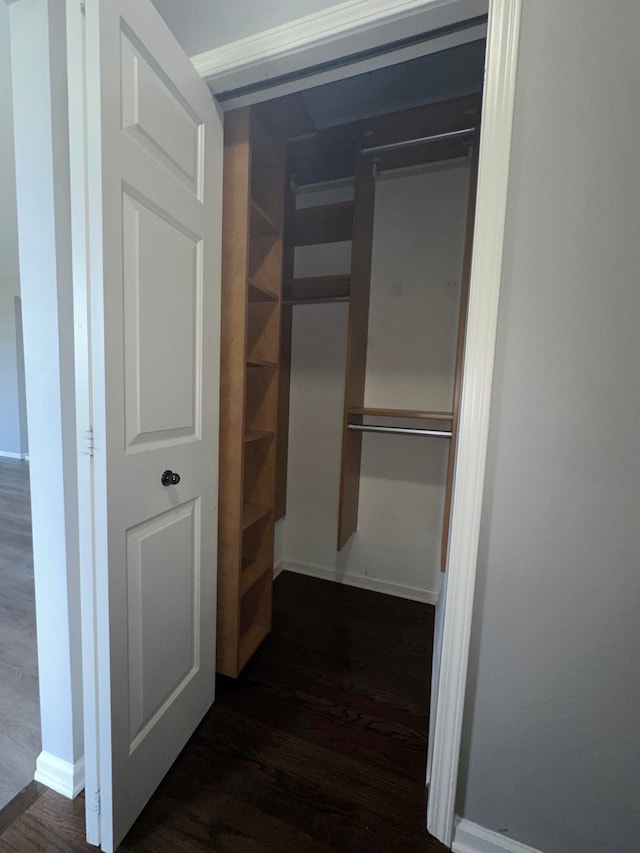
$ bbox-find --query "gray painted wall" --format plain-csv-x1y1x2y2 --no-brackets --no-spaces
151,0,344,57
0,282,25,456
0,2,26,457
457,1,640,851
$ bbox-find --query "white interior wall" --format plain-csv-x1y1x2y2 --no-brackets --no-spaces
0,281,26,457
150,0,345,57
281,164,470,601
10,0,84,796
0,3,26,458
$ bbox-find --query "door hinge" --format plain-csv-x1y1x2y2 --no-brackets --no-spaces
90,789,101,816
85,428,95,457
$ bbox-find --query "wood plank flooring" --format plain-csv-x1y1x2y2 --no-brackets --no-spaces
0,571,446,852
0,458,40,812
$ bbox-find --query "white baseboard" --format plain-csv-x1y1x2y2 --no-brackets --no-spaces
34,752,85,799
452,817,543,853
273,560,284,581
282,559,439,604
0,449,29,459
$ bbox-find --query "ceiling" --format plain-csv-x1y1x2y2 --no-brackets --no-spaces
150,0,345,57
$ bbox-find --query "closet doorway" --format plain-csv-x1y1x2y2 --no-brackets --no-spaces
215,38,485,847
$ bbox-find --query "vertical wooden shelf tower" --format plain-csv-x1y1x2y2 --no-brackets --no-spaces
218,107,286,677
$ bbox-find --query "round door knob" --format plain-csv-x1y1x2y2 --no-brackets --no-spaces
161,469,181,487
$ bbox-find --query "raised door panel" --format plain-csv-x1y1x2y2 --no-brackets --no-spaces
126,500,201,753
120,27,203,197
122,192,202,449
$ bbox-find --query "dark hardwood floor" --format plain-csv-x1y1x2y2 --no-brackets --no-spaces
0,458,40,811
0,572,445,852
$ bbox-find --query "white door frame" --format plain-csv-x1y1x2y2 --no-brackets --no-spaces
190,0,523,846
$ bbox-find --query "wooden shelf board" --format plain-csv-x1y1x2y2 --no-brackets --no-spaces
250,198,278,237
348,407,454,421
248,278,278,302
247,358,278,369
238,620,270,672
240,559,271,596
242,502,271,531
244,429,274,443
289,201,354,247
283,274,350,301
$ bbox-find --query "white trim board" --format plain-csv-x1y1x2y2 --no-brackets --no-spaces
282,560,439,605
65,0,101,844
452,818,543,853
427,0,523,846
0,450,28,459
192,0,488,106
34,752,85,799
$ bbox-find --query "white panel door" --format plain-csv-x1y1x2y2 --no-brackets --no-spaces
83,1,222,849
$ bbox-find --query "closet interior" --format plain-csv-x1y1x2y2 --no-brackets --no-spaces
217,43,484,677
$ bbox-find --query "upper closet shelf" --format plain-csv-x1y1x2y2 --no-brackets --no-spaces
347,407,453,421
283,274,351,305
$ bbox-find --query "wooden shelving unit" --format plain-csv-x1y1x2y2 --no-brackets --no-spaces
218,106,286,678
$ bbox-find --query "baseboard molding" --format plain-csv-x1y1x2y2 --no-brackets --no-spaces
0,450,28,460
282,560,439,604
273,561,284,581
452,818,543,853
34,752,84,799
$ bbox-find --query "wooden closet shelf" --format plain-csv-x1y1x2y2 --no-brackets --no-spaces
248,278,279,302
240,558,271,596
289,201,354,247
244,429,275,443
250,198,278,237
283,274,351,301
348,407,454,421
247,358,278,369
242,502,271,531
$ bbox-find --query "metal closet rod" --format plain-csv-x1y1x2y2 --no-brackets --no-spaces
348,423,452,439
361,126,476,157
